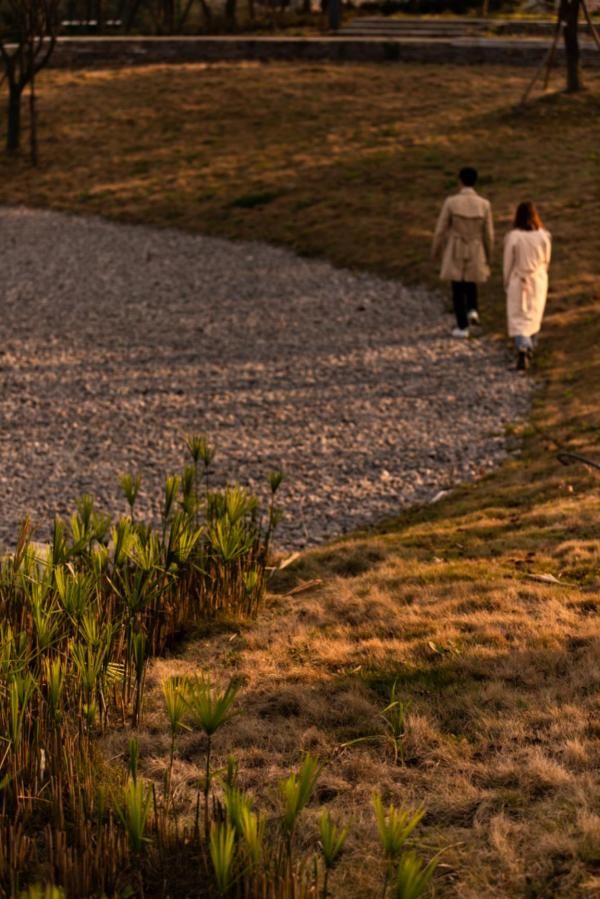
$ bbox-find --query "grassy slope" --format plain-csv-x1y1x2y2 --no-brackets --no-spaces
2,63,600,896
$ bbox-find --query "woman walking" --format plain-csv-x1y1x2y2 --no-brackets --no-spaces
503,201,551,371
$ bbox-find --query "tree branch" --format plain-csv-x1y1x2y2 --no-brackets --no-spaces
34,31,55,73
520,17,562,104
557,451,600,471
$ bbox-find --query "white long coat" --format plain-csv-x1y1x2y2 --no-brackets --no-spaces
503,228,551,337
432,187,494,283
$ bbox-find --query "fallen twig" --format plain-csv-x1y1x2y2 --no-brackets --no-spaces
284,578,323,597
557,451,600,471
278,551,301,571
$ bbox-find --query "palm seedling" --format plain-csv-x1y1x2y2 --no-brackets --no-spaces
42,656,65,727
90,543,109,579
127,530,163,578
74,493,96,531
224,485,258,526
70,494,104,556
0,623,29,681
18,886,65,899
21,560,57,646
128,737,140,784
318,811,349,898
182,675,240,840
242,567,263,618
71,621,116,731
207,516,256,616
382,682,409,765
6,672,36,807
208,516,254,565
111,517,137,568
119,473,142,522
223,784,265,870
89,507,112,549
10,516,33,575
162,475,181,534
118,777,151,854
110,537,166,658
392,850,439,899
210,820,236,897
170,516,203,568
223,783,252,836
54,567,95,624
263,470,284,561
373,793,425,899
8,672,36,749
239,805,265,871
180,464,196,518
162,677,189,812
130,632,147,727
186,433,216,501
280,753,322,858
267,470,285,495
29,591,60,655
162,510,203,621
50,518,69,567
69,513,91,557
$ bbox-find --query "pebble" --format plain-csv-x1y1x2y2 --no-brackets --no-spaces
0,207,532,550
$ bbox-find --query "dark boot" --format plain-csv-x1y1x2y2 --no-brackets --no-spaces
516,350,529,371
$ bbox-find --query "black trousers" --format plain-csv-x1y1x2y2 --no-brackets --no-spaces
451,281,478,330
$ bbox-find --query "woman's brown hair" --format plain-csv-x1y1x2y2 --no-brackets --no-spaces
514,201,543,231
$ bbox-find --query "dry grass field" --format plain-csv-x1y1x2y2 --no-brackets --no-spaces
2,62,600,896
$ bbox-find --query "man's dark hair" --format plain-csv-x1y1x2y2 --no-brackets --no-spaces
459,167,478,187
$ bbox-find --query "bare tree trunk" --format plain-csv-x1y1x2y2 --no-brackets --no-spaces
175,0,195,30
124,0,144,31
1,0,60,158
560,0,582,92
225,0,237,29
328,0,340,31
29,67,38,166
199,0,212,26
7,85,22,153
167,0,175,32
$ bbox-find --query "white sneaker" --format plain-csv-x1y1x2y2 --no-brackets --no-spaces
468,310,480,326
451,327,469,338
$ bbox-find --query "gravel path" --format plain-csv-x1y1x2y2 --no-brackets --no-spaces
0,207,531,550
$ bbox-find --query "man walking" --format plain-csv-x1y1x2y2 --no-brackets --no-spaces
432,167,494,338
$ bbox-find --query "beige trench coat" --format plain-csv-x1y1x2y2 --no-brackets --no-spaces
432,187,494,283
503,228,551,337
